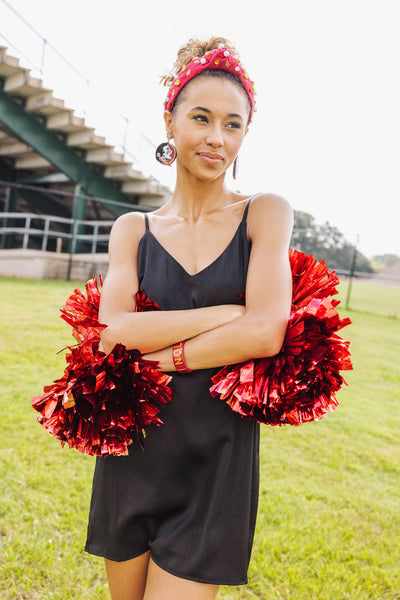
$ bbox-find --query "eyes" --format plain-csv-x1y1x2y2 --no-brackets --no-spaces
192,114,242,129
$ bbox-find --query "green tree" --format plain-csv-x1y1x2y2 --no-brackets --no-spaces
291,211,373,273
371,254,400,271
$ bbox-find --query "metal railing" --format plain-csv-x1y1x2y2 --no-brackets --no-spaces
0,212,113,253
2,211,399,282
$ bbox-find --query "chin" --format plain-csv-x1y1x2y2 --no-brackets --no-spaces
194,166,227,183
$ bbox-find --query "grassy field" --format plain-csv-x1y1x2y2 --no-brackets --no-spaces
339,278,400,319
0,278,399,599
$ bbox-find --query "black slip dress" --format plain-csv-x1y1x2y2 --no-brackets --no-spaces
85,197,260,586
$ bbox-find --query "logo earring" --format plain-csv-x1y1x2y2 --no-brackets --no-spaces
155,137,177,166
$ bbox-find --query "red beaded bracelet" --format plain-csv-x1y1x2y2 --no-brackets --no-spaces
172,341,193,373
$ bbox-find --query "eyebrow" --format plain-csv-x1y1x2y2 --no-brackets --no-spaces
190,106,243,120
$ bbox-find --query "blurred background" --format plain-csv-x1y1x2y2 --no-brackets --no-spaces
0,0,399,285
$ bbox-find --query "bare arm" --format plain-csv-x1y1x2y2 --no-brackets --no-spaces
99,212,244,354
143,194,293,370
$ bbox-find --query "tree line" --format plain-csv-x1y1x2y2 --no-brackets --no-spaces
291,211,373,273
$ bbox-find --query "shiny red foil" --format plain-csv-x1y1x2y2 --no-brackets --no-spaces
210,249,352,425
31,278,173,455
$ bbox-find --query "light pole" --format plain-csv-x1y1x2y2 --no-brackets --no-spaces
345,234,359,310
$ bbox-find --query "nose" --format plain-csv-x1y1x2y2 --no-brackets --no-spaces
205,123,223,147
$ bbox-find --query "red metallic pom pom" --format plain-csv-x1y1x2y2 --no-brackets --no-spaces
31,278,173,455
210,249,352,426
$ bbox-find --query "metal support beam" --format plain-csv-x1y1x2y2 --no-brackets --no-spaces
66,176,90,278
0,88,133,215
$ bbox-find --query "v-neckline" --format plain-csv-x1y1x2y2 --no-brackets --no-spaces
144,217,245,279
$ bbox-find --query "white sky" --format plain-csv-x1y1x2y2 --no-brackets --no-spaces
1,0,399,258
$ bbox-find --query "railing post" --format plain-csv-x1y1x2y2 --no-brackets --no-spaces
1,185,17,249
41,216,50,251
91,224,99,253
67,219,78,281
22,215,31,249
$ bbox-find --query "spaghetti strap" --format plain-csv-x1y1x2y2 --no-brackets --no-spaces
242,193,258,222
144,213,150,231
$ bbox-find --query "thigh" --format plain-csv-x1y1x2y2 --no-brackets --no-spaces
143,558,219,600
105,550,151,600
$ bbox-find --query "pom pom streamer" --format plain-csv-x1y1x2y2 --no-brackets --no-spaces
31,249,353,454
209,249,352,425
31,278,172,456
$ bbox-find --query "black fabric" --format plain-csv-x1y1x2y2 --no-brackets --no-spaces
85,199,260,586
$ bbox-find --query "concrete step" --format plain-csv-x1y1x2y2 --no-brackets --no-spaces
3,70,52,97
0,44,169,209
0,141,32,156
122,179,164,196
0,130,17,144
14,152,53,169
104,164,146,181
85,147,130,166
67,129,111,150
0,46,22,78
46,111,92,133
26,92,72,116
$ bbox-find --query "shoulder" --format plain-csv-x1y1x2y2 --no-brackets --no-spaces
247,193,293,244
248,192,293,219
108,210,147,260
111,210,147,235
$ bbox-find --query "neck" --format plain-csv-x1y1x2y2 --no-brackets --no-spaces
169,165,233,221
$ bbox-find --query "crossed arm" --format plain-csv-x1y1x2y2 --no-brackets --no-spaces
99,194,293,371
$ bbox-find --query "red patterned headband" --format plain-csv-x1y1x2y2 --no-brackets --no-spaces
164,44,256,123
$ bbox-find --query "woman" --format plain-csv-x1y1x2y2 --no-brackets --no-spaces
85,36,293,600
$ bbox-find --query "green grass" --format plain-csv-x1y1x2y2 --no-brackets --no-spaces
338,279,400,319
0,278,399,599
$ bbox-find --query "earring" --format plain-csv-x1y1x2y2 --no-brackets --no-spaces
233,156,239,180
155,137,177,165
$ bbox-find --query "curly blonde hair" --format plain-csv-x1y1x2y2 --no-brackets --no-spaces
160,36,240,87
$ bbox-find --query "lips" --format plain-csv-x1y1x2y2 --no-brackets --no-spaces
197,152,224,165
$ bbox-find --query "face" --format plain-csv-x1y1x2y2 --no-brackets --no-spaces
164,76,249,182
